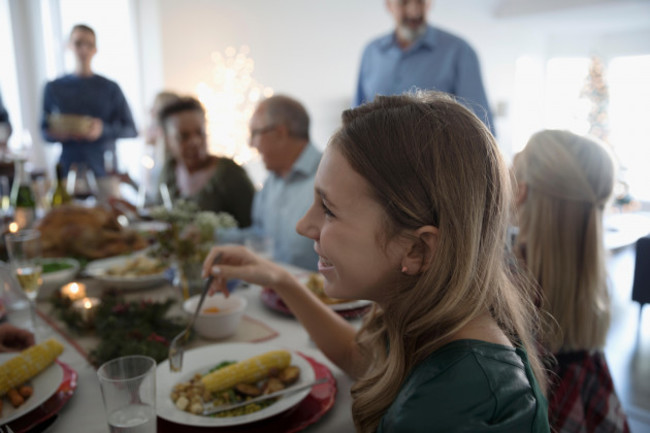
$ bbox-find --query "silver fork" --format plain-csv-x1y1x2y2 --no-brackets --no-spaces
168,253,222,372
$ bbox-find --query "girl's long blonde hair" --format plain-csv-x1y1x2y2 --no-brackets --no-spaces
332,92,547,433
513,130,614,353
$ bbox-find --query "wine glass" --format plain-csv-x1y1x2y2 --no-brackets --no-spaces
66,162,99,204
4,229,43,331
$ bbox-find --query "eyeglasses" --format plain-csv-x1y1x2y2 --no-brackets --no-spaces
249,124,277,139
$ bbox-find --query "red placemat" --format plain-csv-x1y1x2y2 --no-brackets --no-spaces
261,287,371,320
7,360,78,433
158,352,337,433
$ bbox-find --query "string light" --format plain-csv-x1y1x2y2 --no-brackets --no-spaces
197,46,273,165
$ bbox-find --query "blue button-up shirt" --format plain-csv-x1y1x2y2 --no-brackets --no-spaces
219,143,321,271
355,25,494,135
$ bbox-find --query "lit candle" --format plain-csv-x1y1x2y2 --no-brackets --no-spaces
60,282,87,301
8,222,18,233
73,297,100,325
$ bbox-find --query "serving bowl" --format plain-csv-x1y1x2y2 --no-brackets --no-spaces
41,257,80,292
182,293,247,340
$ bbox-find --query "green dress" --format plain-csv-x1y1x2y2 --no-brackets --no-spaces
377,339,550,433
160,157,255,228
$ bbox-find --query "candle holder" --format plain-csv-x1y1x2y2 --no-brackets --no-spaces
72,297,100,326
61,282,86,301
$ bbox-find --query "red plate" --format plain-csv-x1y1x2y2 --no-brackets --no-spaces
6,360,78,433
158,352,337,433
261,287,371,319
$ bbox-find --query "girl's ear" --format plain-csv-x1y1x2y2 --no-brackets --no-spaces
516,182,528,207
401,225,439,275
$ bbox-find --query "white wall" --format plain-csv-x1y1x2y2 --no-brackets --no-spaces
155,0,650,159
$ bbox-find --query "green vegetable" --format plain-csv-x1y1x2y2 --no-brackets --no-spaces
42,261,74,273
209,360,236,373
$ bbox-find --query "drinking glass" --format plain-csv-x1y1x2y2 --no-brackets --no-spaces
66,163,99,204
4,229,43,331
244,232,275,261
97,355,157,433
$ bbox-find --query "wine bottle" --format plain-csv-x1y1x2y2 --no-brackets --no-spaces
9,158,36,229
50,163,72,207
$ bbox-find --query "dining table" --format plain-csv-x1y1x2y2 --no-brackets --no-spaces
3,262,361,433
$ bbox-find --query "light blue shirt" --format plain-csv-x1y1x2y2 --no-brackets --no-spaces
219,143,321,271
355,25,495,135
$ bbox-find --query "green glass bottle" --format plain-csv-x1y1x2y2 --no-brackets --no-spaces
50,163,72,207
10,158,36,229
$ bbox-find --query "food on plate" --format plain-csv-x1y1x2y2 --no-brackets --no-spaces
202,306,221,314
0,338,64,396
305,273,348,305
0,383,35,415
7,387,25,407
42,260,74,274
201,350,291,393
170,350,301,417
17,385,33,399
36,205,147,259
105,255,166,277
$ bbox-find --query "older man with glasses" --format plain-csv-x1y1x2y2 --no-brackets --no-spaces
221,95,321,271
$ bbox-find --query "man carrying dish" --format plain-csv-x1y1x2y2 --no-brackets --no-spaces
40,24,137,178
219,95,321,271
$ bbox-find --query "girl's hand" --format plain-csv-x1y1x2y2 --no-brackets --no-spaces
202,245,291,296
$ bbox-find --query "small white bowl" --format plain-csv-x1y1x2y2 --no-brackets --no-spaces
183,293,247,340
41,258,80,292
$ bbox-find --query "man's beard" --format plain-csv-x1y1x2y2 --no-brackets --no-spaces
396,21,427,44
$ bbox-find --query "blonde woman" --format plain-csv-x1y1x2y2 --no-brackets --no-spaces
513,130,630,432
204,92,549,432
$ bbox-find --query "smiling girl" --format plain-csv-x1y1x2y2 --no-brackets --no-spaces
204,92,550,432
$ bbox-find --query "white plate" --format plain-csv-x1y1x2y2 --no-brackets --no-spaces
85,252,167,290
299,274,372,311
156,342,315,427
328,298,372,311
0,354,63,424
41,257,80,290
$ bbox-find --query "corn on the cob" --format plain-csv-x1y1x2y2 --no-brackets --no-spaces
0,338,64,396
201,350,291,393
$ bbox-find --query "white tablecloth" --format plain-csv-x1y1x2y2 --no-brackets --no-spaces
6,280,358,433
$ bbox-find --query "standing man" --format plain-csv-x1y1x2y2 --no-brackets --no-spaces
355,0,495,134
41,24,137,177
223,95,321,270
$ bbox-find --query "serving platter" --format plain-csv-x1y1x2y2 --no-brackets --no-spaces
85,252,167,290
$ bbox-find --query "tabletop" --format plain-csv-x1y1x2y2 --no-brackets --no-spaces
3,269,360,433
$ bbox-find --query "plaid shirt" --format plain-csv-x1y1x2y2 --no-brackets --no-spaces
548,350,630,433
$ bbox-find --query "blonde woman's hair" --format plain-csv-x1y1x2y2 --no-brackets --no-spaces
332,92,547,433
513,130,614,353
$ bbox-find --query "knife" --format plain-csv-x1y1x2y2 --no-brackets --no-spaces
202,377,328,416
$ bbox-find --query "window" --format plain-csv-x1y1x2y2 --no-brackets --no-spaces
0,0,23,151
513,54,650,202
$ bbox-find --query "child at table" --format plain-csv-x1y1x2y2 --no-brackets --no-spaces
204,92,550,433
512,130,630,433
